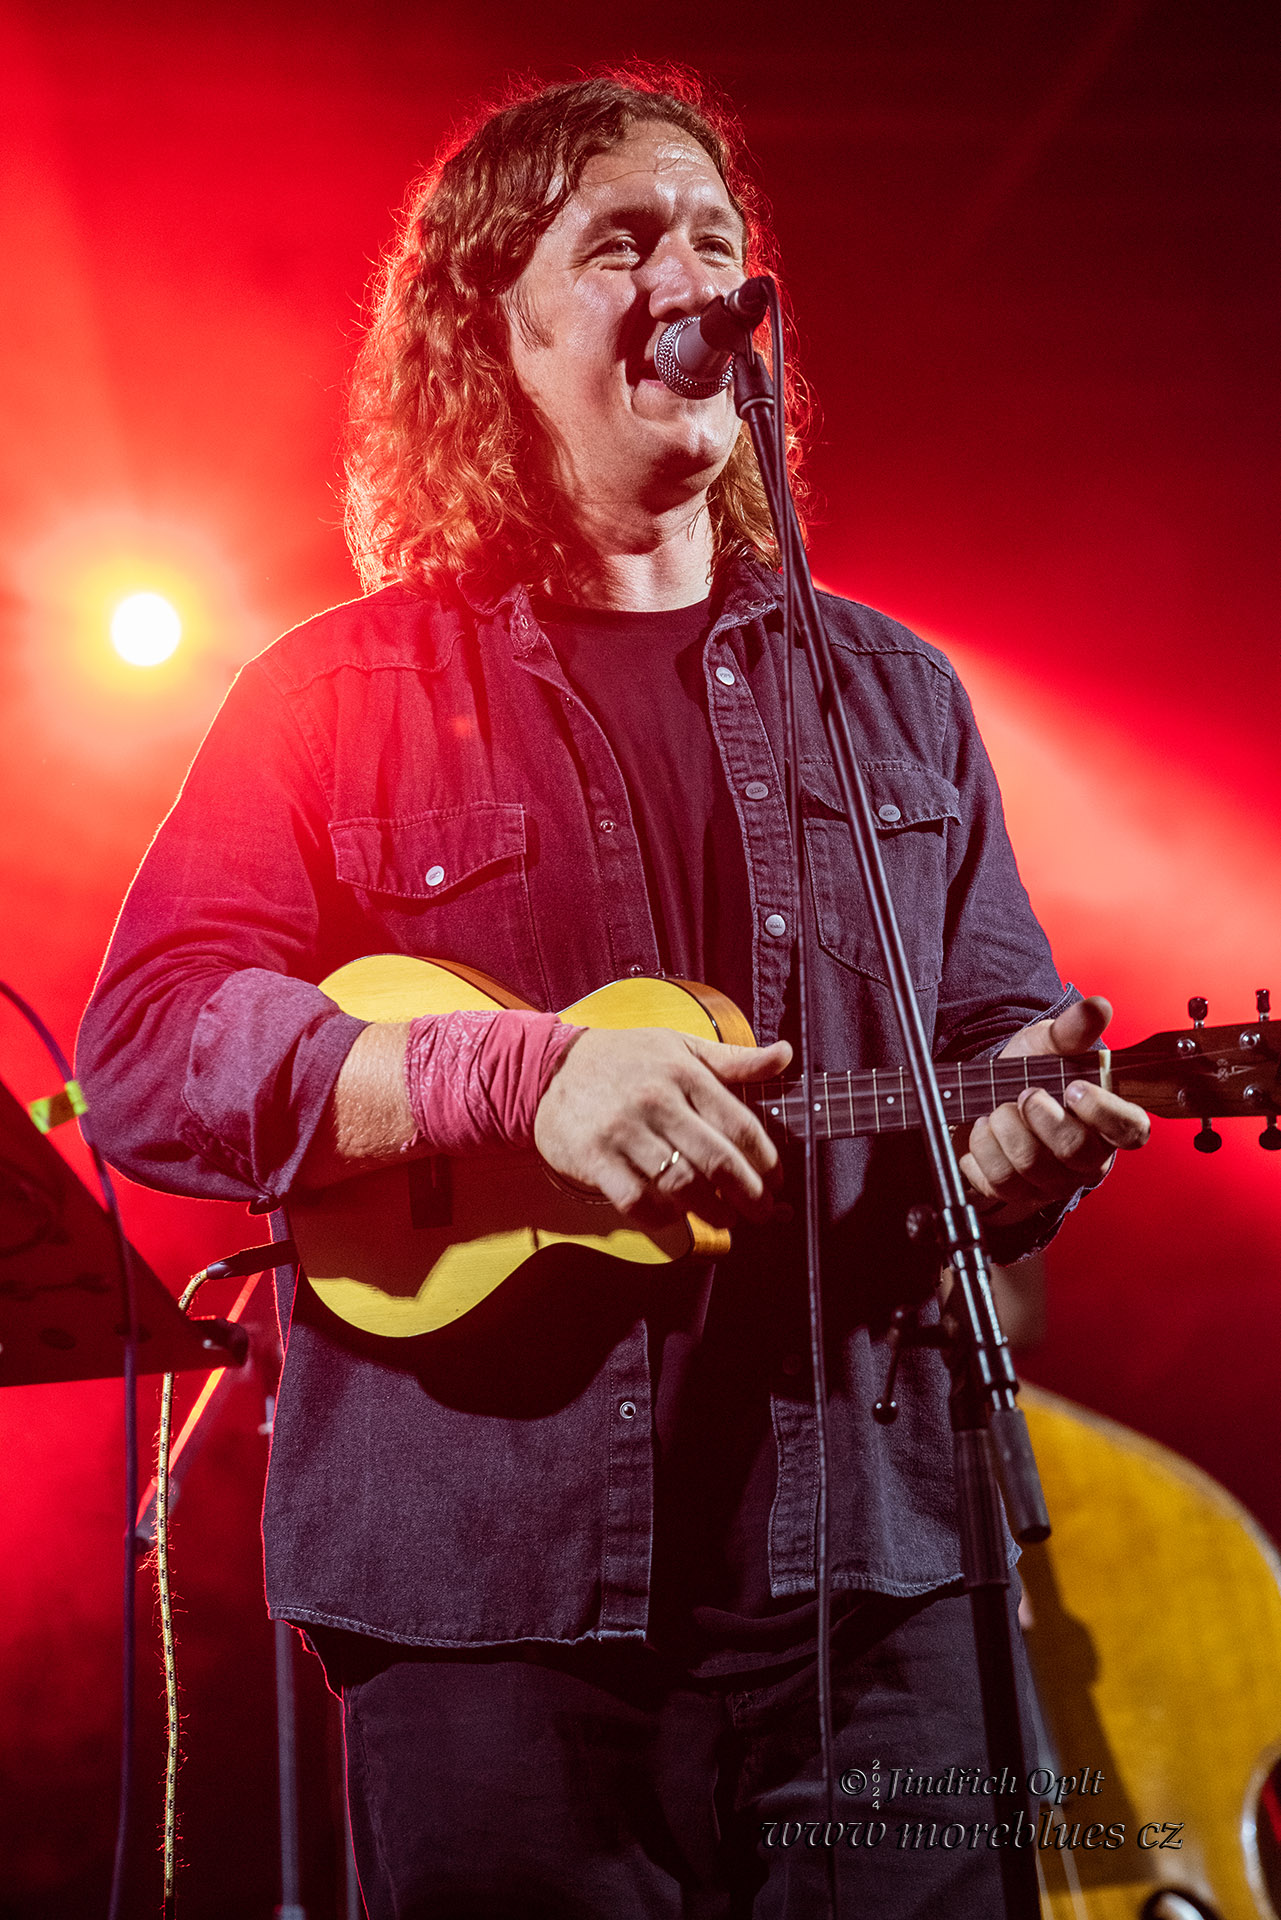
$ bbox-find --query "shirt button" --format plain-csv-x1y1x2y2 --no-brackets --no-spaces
781,1353,804,1377
628,964,647,977
618,1400,637,1420
744,780,770,801
877,804,902,823
764,913,788,937
425,865,446,887
598,819,616,833
715,666,737,687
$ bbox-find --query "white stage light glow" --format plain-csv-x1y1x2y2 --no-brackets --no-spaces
110,592,182,666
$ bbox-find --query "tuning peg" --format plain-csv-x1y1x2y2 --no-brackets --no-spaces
1193,1118,1222,1153
1261,1114,1281,1152
1258,989,1272,1022
1188,997,1208,1028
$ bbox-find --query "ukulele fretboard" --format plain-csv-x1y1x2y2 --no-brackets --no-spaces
748,1052,1106,1142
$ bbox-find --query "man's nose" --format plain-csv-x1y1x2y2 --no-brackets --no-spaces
637,237,724,320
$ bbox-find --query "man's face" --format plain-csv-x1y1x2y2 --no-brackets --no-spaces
505,121,748,522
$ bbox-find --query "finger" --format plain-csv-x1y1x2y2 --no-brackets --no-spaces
586,1153,672,1228
1048,994,1112,1056
1014,1086,1114,1179
972,1086,1134,1212
985,1097,1111,1200
1062,1080,1150,1150
965,1099,1089,1204
616,1176,738,1235
683,1036,793,1084
532,1028,792,1216
642,1145,727,1216
658,1105,779,1222
611,1138,741,1234
689,1082,785,1192
998,994,1112,1060
666,1168,739,1231
958,1112,1040,1209
576,1126,699,1229
672,1056,786,1183
591,1095,775,1227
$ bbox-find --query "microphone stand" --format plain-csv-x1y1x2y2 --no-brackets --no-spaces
729,305,1048,1920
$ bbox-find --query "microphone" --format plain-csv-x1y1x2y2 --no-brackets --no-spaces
653,276,771,399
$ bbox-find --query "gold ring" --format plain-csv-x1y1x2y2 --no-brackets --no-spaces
653,1149,681,1182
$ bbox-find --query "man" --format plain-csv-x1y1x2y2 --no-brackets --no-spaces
79,71,1148,1917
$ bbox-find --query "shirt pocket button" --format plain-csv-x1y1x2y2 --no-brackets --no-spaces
424,864,446,887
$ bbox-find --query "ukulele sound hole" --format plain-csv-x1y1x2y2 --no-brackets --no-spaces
408,1156,453,1229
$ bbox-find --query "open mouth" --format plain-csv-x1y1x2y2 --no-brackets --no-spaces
632,357,684,395
626,327,701,396
626,345,660,385
624,324,668,387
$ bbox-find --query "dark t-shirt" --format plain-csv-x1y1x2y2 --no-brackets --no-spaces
540,597,825,1674
537,597,753,1023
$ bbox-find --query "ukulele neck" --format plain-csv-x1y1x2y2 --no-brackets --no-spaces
746,1051,1107,1143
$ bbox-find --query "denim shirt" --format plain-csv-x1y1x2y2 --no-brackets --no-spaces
77,559,1072,1647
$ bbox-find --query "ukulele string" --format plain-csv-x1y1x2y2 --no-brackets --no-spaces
752,1037,1255,1139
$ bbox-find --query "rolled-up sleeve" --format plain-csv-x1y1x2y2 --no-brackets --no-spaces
76,660,365,1205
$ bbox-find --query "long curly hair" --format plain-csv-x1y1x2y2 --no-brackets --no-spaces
344,66,806,595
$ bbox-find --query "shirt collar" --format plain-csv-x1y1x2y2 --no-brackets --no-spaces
457,554,782,635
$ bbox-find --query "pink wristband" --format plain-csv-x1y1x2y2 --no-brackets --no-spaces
403,1010,583,1154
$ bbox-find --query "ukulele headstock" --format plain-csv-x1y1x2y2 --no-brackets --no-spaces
1110,991,1281,1150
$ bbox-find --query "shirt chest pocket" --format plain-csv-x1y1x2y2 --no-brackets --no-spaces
802,761,961,990
328,803,549,1006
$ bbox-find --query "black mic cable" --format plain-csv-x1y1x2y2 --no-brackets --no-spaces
653,275,771,397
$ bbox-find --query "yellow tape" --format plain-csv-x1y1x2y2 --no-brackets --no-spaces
28,1079,88,1133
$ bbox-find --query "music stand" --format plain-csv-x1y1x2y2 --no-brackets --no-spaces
0,1074,246,1386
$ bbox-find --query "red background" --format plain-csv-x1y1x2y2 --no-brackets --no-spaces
1,2,1278,1911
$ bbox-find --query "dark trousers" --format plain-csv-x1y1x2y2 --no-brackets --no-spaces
335,1586,1030,1919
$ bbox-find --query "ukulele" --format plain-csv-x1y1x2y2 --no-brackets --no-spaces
286,956,1280,1340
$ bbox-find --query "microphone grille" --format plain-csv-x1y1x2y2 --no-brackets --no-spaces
654,317,735,400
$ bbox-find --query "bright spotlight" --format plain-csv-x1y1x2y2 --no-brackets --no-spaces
110,592,182,667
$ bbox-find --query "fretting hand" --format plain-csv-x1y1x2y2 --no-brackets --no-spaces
952,995,1150,1225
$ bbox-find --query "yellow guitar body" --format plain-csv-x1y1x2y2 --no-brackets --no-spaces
1021,1384,1281,1919
287,954,751,1339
